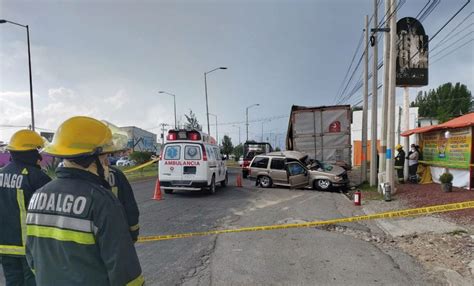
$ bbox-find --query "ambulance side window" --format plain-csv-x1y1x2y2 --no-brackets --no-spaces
164,145,181,160
213,148,222,160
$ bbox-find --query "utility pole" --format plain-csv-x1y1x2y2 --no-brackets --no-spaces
403,87,410,181
361,15,369,183
379,0,391,184
386,0,397,193
370,0,378,187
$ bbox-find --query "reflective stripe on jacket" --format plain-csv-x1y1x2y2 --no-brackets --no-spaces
0,161,51,256
108,167,140,241
26,167,143,286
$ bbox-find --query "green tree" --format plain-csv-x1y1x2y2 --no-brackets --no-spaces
411,82,472,123
221,135,234,156
233,143,243,161
184,109,202,130
129,151,153,164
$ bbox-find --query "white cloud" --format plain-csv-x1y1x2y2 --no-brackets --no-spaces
104,89,129,109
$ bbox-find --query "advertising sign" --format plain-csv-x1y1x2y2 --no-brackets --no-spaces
396,17,429,86
421,127,471,169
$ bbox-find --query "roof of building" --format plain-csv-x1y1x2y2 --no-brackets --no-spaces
401,112,474,137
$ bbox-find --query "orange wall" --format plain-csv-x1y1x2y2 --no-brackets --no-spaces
353,140,381,166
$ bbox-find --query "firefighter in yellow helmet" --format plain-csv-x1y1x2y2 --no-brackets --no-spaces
394,144,406,184
25,116,144,286
1,130,51,286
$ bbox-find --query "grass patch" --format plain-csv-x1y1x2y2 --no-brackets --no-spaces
120,163,158,182
358,181,383,200
446,229,468,236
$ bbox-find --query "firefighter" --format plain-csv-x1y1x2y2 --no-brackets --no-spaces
101,122,140,242
25,116,144,286
105,160,140,242
0,130,51,286
394,144,405,184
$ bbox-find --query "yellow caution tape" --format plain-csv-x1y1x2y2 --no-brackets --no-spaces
137,200,474,243
123,158,159,173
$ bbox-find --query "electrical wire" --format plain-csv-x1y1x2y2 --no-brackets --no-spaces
430,38,474,65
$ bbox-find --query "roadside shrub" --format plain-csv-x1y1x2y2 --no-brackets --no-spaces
129,151,153,164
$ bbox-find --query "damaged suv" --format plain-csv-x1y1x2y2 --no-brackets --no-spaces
248,151,348,190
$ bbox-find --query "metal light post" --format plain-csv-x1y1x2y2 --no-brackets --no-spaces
246,104,260,141
209,113,218,144
1,19,35,131
204,67,227,135
158,91,177,129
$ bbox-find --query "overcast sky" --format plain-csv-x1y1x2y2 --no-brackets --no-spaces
1,0,472,148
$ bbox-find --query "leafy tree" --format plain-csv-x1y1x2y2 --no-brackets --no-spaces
184,109,202,130
221,135,234,156
233,143,243,161
129,151,153,164
410,82,472,123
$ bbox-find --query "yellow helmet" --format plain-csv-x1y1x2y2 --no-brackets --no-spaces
6,129,46,152
43,116,115,158
101,120,130,153
395,144,403,150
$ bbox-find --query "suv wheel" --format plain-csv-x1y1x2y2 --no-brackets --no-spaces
315,179,331,191
259,176,272,188
220,172,228,187
208,176,216,194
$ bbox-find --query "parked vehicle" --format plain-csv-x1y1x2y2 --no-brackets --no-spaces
116,156,136,167
286,105,352,170
108,156,119,165
242,141,273,178
248,151,348,190
158,129,228,194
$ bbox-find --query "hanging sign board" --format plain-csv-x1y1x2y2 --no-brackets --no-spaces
396,17,429,87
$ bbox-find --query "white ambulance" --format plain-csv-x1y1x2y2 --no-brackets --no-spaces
158,129,228,194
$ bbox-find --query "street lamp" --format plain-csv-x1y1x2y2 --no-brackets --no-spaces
204,67,227,135
246,104,260,141
0,19,35,131
158,91,177,129
208,113,218,145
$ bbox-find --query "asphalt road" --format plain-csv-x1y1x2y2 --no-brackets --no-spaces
134,170,433,286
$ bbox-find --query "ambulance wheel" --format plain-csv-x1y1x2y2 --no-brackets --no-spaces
164,189,174,194
208,176,216,194
220,173,228,187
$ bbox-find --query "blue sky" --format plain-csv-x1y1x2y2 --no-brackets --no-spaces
1,0,472,148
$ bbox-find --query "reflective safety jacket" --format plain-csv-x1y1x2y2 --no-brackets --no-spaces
26,167,144,286
108,167,140,241
394,149,406,168
0,161,51,257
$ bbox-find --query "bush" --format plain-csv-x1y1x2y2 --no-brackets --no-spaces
129,151,154,164
439,172,453,184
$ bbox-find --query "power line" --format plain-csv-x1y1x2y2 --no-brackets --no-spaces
430,38,474,65
431,31,473,58
431,12,473,51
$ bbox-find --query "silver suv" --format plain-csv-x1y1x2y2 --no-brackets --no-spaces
248,151,348,190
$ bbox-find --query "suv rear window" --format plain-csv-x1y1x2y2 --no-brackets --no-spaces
251,157,269,168
270,158,285,170
164,145,181,160
185,145,201,160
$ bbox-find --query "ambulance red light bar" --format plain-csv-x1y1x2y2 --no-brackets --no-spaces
167,130,202,141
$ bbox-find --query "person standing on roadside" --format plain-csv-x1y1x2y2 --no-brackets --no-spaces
25,116,144,286
0,130,51,286
394,144,405,184
407,144,419,183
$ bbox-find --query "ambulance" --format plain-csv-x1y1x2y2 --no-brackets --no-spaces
158,129,228,194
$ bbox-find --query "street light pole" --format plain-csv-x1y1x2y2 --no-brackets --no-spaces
204,67,227,135
246,104,260,141
209,113,218,144
1,19,35,131
158,91,177,129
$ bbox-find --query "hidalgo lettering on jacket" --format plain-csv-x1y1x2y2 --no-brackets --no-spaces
28,192,88,215
0,173,24,189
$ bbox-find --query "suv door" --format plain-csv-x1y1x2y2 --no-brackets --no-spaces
269,157,288,185
286,162,309,189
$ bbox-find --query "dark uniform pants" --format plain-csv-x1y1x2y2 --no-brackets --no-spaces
408,164,418,183
395,167,404,183
1,256,36,286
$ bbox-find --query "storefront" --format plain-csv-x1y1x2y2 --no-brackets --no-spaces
401,113,473,189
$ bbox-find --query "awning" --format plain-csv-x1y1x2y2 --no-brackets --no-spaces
401,112,474,137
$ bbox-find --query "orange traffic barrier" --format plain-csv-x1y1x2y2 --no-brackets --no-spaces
152,179,163,200
236,174,243,187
